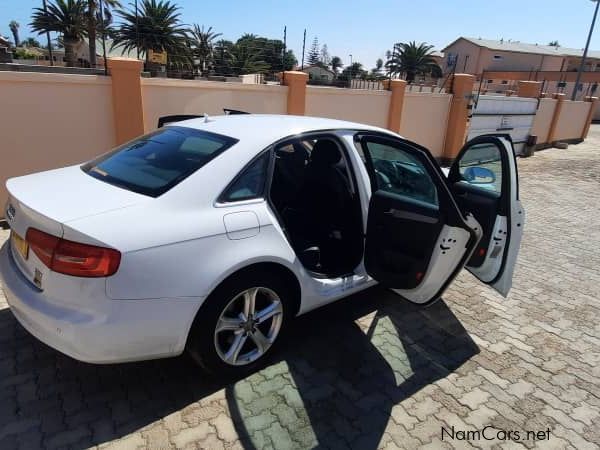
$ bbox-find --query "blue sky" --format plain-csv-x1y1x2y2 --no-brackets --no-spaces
2,0,600,68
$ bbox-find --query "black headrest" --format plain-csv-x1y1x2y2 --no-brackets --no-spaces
311,140,341,166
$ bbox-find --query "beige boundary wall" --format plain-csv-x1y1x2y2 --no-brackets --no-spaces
305,86,390,128
0,71,116,209
529,96,596,147
142,78,288,132
400,93,452,158
553,101,592,142
530,98,557,144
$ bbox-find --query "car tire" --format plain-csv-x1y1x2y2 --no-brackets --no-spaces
186,270,293,376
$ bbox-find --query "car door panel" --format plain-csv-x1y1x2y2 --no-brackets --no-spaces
392,223,473,304
448,135,524,297
358,134,479,305
365,190,443,290
452,182,500,267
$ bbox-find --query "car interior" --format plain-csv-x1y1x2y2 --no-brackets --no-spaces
448,142,505,268
269,136,364,277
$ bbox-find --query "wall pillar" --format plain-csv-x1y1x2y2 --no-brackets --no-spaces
517,81,541,98
582,96,599,139
107,57,145,144
443,74,475,163
382,79,407,133
547,93,565,144
282,71,308,115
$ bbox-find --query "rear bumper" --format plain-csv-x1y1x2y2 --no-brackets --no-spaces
0,242,204,364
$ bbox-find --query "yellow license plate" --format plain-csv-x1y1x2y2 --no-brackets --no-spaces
11,231,29,260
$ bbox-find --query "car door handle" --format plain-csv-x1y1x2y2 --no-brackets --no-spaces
384,209,438,224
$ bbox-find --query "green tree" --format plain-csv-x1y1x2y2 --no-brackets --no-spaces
225,34,296,76
213,39,235,76
386,41,440,82
9,21,20,47
548,40,560,47
340,62,366,80
112,0,189,70
307,36,319,65
370,58,384,78
22,37,42,48
189,25,222,75
330,55,342,75
30,0,88,67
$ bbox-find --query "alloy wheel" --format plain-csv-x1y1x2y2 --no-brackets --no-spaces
214,287,283,366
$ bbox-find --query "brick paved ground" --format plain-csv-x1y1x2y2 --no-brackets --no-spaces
1,127,600,449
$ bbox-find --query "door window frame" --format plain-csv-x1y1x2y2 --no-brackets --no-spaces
263,131,364,257
354,132,466,227
355,131,481,304
448,134,517,216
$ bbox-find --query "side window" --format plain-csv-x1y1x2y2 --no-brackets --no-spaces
457,142,503,195
221,152,270,202
362,140,439,207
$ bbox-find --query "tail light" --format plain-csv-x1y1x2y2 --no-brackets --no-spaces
26,228,121,277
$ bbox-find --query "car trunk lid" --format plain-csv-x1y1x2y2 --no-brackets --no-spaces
4,165,146,288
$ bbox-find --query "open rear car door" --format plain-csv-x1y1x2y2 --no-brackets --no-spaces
357,134,481,305
447,135,524,297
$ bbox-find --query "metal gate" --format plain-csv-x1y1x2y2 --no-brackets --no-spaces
468,95,538,155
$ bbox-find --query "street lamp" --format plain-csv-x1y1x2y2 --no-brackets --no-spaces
572,0,600,101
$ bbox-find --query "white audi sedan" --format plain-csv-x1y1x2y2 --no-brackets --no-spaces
0,115,524,376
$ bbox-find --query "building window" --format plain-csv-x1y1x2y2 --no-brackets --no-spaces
493,55,503,60
447,53,457,68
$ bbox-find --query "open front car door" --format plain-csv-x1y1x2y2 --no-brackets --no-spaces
357,134,481,305
447,135,524,297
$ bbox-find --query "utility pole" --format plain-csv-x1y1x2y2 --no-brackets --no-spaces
280,25,286,85
42,0,54,66
301,29,306,70
572,0,600,101
349,54,353,78
99,0,108,75
135,0,140,60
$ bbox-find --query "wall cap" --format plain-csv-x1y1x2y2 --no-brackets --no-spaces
107,57,143,72
281,71,308,85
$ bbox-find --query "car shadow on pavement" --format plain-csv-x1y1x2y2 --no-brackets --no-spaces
226,286,480,448
0,285,478,449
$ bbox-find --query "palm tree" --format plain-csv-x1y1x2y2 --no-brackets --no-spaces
30,0,88,67
112,0,189,69
9,21,20,47
189,25,221,75
386,41,440,83
86,0,120,68
330,55,342,76
228,40,269,75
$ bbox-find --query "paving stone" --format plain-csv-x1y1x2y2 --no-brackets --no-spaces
44,425,91,449
457,388,491,410
172,423,214,448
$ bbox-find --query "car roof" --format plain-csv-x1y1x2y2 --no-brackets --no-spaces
168,114,396,144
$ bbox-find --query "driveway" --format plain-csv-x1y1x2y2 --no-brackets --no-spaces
1,127,599,449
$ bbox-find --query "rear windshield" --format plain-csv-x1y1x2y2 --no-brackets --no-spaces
82,126,238,197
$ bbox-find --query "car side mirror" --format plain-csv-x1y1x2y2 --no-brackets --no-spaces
462,166,496,184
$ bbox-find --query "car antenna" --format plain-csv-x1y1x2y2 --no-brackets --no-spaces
203,113,214,123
